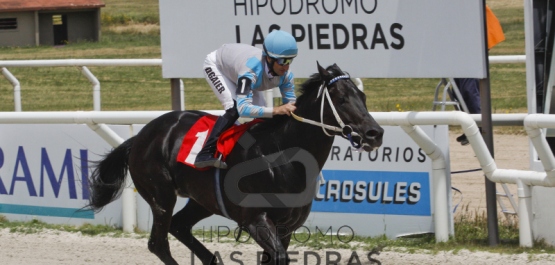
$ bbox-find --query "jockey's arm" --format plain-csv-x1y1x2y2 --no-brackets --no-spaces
236,77,271,118
275,74,297,116
237,94,295,117
272,102,296,116
236,76,296,118
279,72,296,105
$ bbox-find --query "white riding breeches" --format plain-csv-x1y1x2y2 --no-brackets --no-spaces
204,51,236,110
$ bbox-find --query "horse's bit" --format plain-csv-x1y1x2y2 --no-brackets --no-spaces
290,74,370,151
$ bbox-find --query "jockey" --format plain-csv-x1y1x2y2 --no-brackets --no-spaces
194,30,298,169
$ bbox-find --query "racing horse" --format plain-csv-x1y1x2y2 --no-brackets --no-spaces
85,62,384,265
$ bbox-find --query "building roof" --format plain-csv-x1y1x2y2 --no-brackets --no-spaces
0,0,105,12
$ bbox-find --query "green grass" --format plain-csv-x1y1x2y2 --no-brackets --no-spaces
0,215,127,237
1,213,554,255
0,1,529,113
101,0,160,25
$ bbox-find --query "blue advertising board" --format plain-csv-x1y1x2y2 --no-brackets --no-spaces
312,170,430,216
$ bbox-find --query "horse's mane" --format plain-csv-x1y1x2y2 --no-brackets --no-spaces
288,72,320,110
248,115,289,134
295,64,346,106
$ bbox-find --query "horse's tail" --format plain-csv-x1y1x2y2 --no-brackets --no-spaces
85,136,134,213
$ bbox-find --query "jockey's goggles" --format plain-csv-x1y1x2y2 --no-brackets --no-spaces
275,57,294,66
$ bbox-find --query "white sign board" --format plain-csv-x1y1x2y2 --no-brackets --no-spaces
160,0,486,78
306,125,452,237
0,123,451,238
0,124,129,226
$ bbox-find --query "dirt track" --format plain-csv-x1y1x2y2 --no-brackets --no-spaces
449,131,526,221
1,226,555,265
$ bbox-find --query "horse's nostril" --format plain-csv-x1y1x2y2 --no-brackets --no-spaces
366,129,383,139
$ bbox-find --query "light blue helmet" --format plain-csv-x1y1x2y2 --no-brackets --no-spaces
263,30,298,59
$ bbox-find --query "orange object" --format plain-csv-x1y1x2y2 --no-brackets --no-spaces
486,5,505,49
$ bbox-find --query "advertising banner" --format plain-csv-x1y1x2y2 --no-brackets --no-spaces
0,123,451,238
304,125,451,237
0,124,130,226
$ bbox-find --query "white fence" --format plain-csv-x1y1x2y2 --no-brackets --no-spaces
1,56,525,112
2,56,552,247
0,59,185,112
0,110,554,247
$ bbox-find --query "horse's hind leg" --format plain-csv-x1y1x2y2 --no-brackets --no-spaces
134,177,179,265
170,199,216,265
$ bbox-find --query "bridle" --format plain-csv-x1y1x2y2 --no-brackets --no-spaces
290,74,370,151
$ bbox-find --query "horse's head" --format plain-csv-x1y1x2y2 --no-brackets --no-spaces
295,62,383,151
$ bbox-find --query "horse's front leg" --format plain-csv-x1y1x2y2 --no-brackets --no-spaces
280,233,293,251
246,213,289,265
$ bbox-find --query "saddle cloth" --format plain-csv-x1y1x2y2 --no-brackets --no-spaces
176,115,262,168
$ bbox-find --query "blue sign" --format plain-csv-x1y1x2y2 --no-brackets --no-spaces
312,170,431,216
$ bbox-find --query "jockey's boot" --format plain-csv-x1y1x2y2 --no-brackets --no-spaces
194,115,236,169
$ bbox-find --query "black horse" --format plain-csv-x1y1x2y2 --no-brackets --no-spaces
85,62,384,265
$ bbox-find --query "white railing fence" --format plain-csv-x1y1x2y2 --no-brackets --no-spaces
3,55,547,247
0,110,552,247
0,59,185,112
0,56,525,112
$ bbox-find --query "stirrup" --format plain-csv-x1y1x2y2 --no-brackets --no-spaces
194,154,228,169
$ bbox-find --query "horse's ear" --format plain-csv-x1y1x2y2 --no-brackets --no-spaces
317,61,331,81
317,61,324,73
331,63,343,73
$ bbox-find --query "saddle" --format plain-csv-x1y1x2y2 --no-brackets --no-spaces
176,115,262,168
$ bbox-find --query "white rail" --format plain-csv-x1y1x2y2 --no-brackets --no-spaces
0,59,163,112
0,59,163,67
0,110,550,247
0,55,533,242
489,55,526,64
1,67,20,111
371,111,554,247
0,110,222,233
0,56,523,112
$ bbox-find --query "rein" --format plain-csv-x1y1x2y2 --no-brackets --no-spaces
290,74,369,151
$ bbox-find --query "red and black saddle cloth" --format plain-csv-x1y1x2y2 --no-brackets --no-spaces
176,115,262,168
